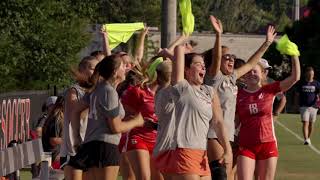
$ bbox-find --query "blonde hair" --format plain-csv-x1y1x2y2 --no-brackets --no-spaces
131,56,171,88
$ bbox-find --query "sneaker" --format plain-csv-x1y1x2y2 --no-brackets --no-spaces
304,138,311,145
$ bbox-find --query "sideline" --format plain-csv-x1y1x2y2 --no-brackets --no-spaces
275,120,320,155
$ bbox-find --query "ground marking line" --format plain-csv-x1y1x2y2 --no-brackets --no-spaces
275,120,320,155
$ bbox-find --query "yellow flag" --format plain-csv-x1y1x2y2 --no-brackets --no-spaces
102,23,144,50
147,57,164,80
179,0,194,35
276,34,300,56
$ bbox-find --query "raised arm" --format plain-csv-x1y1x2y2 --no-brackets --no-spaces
134,27,149,63
167,34,189,53
280,56,300,92
235,26,277,78
101,28,112,56
207,15,223,77
171,45,185,85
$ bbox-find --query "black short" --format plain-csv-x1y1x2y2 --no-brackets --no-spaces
60,155,76,169
68,141,120,170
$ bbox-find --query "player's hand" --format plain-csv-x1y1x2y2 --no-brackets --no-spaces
266,25,277,43
210,15,223,34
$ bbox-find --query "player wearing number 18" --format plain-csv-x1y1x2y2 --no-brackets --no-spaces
235,45,300,179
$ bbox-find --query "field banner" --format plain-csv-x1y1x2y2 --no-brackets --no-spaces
0,91,48,176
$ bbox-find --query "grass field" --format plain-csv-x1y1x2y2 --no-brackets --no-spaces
275,114,320,180
20,114,320,180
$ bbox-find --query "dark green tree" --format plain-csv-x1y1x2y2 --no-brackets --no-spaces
0,0,92,92
191,0,286,33
286,0,320,72
263,0,320,80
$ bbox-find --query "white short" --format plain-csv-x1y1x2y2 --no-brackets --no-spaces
300,107,318,123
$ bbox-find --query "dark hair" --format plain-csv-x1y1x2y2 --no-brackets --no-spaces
202,46,230,68
305,66,314,72
43,96,64,136
117,69,142,97
98,54,122,80
234,58,246,69
189,40,198,48
78,56,97,71
88,54,123,91
90,51,104,57
185,53,204,68
202,48,213,68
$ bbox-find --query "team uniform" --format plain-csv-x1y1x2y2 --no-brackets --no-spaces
119,85,158,154
69,82,125,170
60,84,88,168
205,71,238,141
236,82,281,160
153,80,213,176
296,80,320,122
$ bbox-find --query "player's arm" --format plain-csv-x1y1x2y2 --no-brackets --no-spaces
171,45,185,85
207,15,223,77
134,27,149,63
273,93,287,120
235,26,276,78
101,27,112,56
280,56,301,92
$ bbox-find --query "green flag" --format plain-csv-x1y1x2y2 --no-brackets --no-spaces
102,23,144,50
147,57,164,80
179,0,194,35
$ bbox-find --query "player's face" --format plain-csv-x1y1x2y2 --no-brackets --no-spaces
244,65,263,86
115,61,126,83
305,70,314,80
83,59,99,78
221,54,235,75
119,53,133,74
185,55,206,85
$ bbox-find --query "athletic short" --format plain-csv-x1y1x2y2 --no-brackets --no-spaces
60,155,76,169
231,140,239,160
68,141,120,170
238,142,278,160
300,107,318,122
126,135,155,154
153,148,210,176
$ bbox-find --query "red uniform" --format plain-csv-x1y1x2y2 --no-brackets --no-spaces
236,82,281,160
120,85,157,154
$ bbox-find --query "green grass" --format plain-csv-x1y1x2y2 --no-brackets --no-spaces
275,114,320,180
18,114,320,179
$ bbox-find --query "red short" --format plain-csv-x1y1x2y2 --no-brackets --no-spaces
238,141,278,160
126,135,155,154
118,133,155,154
153,148,210,176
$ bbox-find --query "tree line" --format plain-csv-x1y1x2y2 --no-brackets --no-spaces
0,0,317,92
